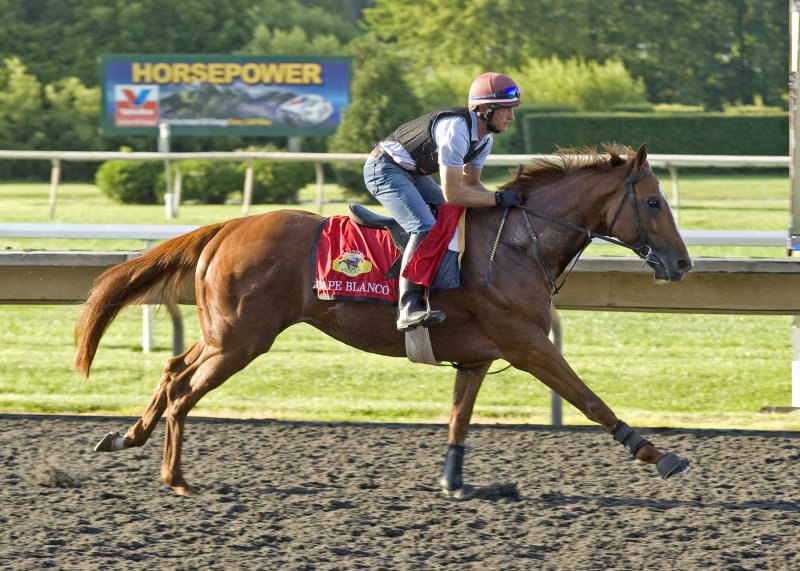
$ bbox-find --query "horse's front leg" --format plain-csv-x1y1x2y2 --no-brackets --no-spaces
506,331,689,480
440,362,491,498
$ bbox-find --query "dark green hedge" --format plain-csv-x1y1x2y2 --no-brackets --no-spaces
520,113,789,156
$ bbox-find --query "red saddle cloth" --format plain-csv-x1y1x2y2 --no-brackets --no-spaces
312,205,465,303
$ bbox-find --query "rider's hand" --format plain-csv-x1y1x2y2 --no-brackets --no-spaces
495,190,522,208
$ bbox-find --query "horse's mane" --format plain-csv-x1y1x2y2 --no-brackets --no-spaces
500,142,629,191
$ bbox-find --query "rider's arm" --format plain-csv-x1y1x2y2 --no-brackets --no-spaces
436,115,496,207
440,163,496,207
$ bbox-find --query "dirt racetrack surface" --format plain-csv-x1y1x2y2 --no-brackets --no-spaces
2,414,800,570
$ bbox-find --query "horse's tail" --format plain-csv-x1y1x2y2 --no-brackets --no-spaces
74,221,229,378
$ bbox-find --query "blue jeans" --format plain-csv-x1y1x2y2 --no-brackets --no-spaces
363,151,445,234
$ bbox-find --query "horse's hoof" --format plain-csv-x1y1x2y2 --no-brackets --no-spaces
442,483,475,500
657,453,690,479
172,484,200,497
94,431,123,452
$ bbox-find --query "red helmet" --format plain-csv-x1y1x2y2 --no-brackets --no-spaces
468,72,521,109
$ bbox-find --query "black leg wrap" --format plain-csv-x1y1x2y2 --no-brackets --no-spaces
612,420,651,457
439,445,464,491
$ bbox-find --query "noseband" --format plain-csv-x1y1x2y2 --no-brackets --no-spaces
607,167,658,263
486,166,661,295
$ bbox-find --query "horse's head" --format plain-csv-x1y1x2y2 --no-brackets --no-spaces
607,144,693,282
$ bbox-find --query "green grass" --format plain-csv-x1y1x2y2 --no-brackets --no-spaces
1,174,798,430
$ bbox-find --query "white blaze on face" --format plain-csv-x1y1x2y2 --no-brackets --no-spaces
657,183,668,202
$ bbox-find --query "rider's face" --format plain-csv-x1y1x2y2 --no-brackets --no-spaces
489,107,515,132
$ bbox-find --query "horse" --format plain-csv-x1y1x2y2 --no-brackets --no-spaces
75,143,693,497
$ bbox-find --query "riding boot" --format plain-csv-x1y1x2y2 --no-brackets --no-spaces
396,232,446,332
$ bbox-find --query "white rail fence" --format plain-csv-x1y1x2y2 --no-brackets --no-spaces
0,149,789,220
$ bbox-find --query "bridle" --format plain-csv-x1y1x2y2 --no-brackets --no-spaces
462,165,661,377
482,166,663,296
606,166,657,262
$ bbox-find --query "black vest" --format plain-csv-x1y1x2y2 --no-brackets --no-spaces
383,107,488,174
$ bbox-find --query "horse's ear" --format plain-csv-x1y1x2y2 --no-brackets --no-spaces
632,143,648,172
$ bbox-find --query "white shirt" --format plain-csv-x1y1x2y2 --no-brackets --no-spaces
433,113,493,169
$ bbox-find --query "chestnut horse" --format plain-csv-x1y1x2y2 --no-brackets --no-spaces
76,143,693,497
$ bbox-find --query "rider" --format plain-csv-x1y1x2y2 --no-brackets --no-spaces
364,72,523,332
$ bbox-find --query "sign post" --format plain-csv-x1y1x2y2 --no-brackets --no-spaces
159,123,175,219
790,1,800,406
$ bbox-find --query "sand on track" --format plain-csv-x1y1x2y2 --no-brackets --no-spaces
2,414,799,569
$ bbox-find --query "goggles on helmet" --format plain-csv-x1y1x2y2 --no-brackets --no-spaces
469,85,520,105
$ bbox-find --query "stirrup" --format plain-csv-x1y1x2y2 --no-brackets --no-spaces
396,309,446,332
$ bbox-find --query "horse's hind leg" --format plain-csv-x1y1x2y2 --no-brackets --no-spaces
94,341,204,453
160,345,258,495
440,362,491,498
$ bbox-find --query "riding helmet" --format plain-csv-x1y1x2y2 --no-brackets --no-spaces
468,72,521,109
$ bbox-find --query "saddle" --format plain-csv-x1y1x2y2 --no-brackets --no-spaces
348,204,409,279
348,204,410,251
346,203,464,286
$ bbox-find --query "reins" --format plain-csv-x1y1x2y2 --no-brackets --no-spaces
482,166,661,296
450,165,658,376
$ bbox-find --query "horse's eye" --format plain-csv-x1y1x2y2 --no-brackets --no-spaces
647,198,660,209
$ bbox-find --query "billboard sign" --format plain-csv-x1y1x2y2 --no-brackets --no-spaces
100,54,352,136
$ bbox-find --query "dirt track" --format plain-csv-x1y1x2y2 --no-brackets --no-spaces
2,413,799,569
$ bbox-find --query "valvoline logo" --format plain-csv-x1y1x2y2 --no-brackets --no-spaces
114,85,159,127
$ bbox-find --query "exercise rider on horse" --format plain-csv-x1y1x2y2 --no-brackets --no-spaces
364,72,523,332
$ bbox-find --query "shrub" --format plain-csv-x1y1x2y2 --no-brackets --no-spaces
95,160,161,204
172,160,241,204
237,146,316,204
517,102,579,114
521,112,789,156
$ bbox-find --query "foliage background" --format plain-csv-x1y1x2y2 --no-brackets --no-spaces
0,0,790,186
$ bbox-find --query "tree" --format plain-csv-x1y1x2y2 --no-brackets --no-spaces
247,0,359,47
0,57,43,149
517,57,647,112
239,25,348,57
604,0,788,109
42,77,103,179
0,57,46,178
363,0,535,70
361,0,789,110
329,37,424,194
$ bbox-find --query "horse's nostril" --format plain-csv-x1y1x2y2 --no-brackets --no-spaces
678,259,691,269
